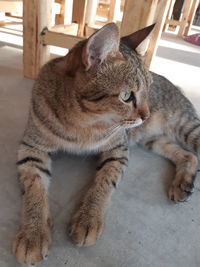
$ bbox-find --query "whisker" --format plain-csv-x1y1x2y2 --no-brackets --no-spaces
102,124,119,137
102,124,121,141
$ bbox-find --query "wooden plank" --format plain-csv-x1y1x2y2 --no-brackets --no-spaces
85,0,98,27
55,0,73,25
96,7,109,18
178,0,194,37
120,0,171,68
50,23,78,35
163,0,176,31
0,12,5,26
23,0,52,79
54,2,62,25
120,0,159,36
42,29,84,49
63,0,73,24
72,0,88,36
166,18,181,26
108,0,116,22
0,1,22,13
145,0,171,68
184,0,199,36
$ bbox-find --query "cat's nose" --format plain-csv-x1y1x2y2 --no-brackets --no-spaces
138,103,150,121
139,111,150,121
138,109,150,121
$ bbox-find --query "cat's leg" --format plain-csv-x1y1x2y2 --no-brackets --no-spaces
69,143,129,246
13,141,53,266
142,135,198,203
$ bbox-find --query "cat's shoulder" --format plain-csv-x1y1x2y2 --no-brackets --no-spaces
150,71,183,94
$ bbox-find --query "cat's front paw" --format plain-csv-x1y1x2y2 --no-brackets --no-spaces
169,177,194,203
13,225,51,266
69,209,104,247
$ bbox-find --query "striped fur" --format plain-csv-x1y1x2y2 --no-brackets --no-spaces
13,23,200,265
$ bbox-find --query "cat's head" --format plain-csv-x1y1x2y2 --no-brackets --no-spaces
65,23,154,131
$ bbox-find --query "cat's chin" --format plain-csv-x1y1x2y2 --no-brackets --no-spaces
124,118,143,129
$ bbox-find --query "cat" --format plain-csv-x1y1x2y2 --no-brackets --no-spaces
13,23,200,265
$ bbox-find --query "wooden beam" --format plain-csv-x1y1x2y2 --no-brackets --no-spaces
120,0,171,68
55,0,73,25
42,29,84,49
85,0,98,27
23,0,52,79
120,0,159,36
0,1,22,13
72,0,88,37
145,0,171,68
163,0,176,31
178,0,194,37
108,0,116,22
166,18,182,26
96,7,109,19
50,23,78,35
184,0,200,36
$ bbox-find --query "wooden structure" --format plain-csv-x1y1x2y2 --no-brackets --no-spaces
23,0,179,79
0,0,22,25
120,0,171,70
164,0,200,36
0,0,22,13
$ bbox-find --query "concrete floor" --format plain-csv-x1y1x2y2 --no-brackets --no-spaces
1,22,200,267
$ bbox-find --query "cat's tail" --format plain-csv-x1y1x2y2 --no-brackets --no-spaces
176,115,200,154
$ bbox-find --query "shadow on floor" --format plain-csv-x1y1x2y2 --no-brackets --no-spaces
156,45,200,67
0,65,22,76
0,29,22,37
0,41,22,50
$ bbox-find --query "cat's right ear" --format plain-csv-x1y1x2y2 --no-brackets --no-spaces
121,24,155,56
82,23,120,70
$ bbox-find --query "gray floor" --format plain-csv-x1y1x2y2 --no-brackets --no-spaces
1,27,200,267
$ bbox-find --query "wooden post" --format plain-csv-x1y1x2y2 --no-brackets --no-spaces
23,0,52,79
56,0,73,25
0,1,22,13
85,0,98,27
108,0,116,22
183,0,199,36
120,0,171,68
163,0,176,32
178,0,194,37
120,0,158,36
72,0,88,37
145,0,171,68
43,29,84,49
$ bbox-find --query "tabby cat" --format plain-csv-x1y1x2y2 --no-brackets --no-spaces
13,23,200,265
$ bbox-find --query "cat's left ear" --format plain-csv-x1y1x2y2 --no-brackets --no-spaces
82,23,119,70
121,24,155,56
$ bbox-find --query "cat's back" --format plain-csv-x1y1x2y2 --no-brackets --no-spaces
32,57,66,98
27,56,72,135
149,72,195,115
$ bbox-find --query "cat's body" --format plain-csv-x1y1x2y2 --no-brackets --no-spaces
23,55,199,154
13,24,200,265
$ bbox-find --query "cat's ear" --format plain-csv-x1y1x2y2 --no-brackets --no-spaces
82,23,119,70
121,24,155,56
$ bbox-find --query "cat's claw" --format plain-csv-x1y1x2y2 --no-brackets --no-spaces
169,181,194,203
13,226,51,266
168,171,195,203
69,210,104,247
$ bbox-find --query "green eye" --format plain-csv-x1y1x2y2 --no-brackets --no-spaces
120,91,134,103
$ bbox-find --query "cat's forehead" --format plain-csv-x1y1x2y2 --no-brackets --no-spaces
96,59,139,91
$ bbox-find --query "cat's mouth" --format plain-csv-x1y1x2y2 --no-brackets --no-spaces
122,118,143,128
